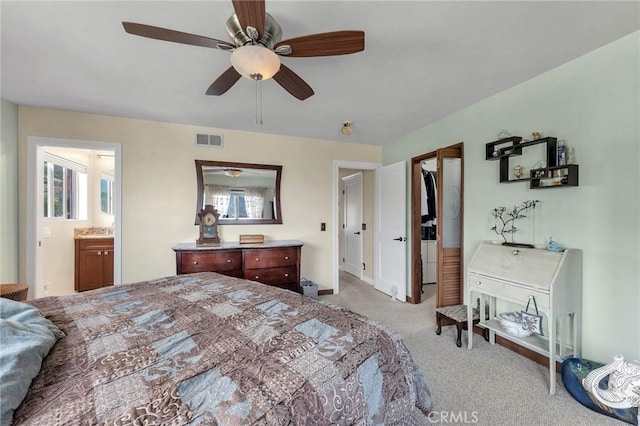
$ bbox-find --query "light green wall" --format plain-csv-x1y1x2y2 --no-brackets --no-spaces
1,98,19,282
383,32,640,362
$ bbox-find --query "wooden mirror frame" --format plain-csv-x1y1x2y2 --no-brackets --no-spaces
195,160,283,225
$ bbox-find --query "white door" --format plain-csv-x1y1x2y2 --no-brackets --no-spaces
374,161,406,301
343,173,363,278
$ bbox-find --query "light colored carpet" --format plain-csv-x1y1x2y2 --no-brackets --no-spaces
319,271,624,426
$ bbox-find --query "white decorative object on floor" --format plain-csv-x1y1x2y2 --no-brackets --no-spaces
582,355,640,409
390,284,398,301
467,241,582,395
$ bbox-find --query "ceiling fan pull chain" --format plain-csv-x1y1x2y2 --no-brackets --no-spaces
255,78,264,125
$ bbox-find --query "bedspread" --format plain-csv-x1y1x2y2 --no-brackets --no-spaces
15,272,432,425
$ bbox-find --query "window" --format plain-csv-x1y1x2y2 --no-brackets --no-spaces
43,153,87,220
100,173,114,215
225,189,248,219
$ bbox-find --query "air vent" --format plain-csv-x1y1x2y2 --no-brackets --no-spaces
195,132,223,148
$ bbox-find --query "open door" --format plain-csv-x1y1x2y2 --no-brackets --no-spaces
436,145,463,307
374,161,406,301
343,172,363,278
411,143,464,306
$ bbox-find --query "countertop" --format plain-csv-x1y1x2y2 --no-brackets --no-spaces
74,227,114,239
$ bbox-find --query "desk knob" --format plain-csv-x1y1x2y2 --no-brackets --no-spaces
193,261,199,265
476,280,482,285
227,259,232,263
284,256,289,260
512,250,520,255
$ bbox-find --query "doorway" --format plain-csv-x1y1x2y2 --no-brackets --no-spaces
410,142,464,307
26,137,122,298
342,172,363,279
332,160,381,294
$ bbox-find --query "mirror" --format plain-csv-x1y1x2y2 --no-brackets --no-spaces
195,160,282,225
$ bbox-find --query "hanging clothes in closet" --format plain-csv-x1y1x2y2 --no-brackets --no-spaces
420,168,437,240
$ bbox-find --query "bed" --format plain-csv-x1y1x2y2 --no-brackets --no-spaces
4,272,432,425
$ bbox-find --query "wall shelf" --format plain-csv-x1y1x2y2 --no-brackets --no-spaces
530,164,579,189
485,136,561,184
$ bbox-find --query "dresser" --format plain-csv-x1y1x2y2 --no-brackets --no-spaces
173,240,303,293
466,242,582,395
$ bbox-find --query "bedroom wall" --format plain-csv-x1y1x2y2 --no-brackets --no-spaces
382,31,640,362
17,108,381,294
1,98,19,282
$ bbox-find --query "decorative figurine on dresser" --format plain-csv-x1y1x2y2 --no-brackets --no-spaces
466,241,582,395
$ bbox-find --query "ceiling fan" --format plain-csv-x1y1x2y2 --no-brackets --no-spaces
204,168,259,178
122,0,365,101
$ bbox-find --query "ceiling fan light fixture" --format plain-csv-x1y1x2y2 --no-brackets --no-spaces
230,45,281,81
341,121,352,136
225,168,242,178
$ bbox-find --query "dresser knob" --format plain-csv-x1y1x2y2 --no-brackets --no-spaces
477,280,481,285
227,259,232,263
193,261,199,265
284,256,289,260
104,251,109,256
255,276,259,280
255,258,260,262
513,249,520,255
97,251,102,255
284,273,289,277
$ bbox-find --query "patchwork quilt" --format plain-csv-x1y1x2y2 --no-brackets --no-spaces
15,272,432,425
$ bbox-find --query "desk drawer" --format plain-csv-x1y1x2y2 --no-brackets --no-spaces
180,251,242,273
469,274,549,309
243,248,298,269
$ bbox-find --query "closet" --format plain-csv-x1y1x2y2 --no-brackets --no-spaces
420,159,437,287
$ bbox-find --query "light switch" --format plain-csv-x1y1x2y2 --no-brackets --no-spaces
42,227,51,238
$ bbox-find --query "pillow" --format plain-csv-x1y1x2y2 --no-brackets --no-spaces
0,298,65,426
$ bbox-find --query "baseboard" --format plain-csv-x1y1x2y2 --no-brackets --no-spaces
472,325,563,372
318,289,334,296
361,276,374,285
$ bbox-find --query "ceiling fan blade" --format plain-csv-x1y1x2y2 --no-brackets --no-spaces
122,22,234,50
272,64,314,101
275,31,365,57
206,67,242,95
232,0,265,39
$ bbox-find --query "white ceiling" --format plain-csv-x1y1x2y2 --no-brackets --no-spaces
2,1,638,146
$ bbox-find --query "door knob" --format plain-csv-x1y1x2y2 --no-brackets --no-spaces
354,232,361,235
393,237,406,241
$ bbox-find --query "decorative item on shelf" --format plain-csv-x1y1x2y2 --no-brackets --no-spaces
513,164,524,179
532,131,542,140
520,295,544,335
196,204,220,246
546,237,565,252
557,139,567,165
490,199,539,247
498,311,533,337
567,147,576,164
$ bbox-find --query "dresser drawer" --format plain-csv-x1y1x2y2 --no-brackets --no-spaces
244,266,297,285
243,248,298,269
469,273,550,309
180,251,242,273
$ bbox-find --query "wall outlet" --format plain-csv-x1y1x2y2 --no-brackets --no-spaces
42,227,51,238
